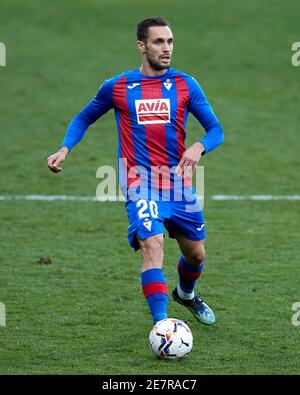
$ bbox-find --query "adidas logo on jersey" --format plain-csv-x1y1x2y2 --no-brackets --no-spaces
135,98,171,125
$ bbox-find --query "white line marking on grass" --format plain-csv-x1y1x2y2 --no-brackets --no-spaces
0,195,122,202
0,195,300,202
212,195,300,201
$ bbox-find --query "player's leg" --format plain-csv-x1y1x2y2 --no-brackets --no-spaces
172,234,215,325
165,191,215,325
125,199,169,324
175,235,205,300
139,234,168,324
175,235,206,301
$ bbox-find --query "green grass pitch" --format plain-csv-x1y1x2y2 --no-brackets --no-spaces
1,0,300,374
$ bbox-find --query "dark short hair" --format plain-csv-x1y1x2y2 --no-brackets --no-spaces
136,17,171,42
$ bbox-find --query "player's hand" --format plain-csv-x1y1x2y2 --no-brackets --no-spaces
47,147,69,173
175,142,205,177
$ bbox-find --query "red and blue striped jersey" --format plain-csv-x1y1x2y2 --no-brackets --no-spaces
61,67,223,194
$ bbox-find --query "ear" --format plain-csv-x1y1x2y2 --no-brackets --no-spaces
137,40,146,54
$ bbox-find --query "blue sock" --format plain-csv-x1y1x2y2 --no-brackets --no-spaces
178,255,204,295
141,268,168,324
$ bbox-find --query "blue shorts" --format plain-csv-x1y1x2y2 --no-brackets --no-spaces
125,195,206,251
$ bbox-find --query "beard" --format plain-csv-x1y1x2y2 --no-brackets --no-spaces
146,52,171,71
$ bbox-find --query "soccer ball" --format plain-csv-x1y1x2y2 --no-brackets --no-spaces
149,318,193,361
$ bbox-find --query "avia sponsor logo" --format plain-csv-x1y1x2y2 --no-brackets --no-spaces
135,98,170,125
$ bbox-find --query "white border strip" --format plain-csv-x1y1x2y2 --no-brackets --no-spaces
0,195,300,202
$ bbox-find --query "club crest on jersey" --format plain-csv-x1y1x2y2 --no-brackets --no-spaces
135,98,170,125
163,79,172,90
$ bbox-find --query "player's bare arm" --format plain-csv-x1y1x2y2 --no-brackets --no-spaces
47,146,69,173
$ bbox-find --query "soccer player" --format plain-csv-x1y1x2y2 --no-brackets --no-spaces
47,17,224,326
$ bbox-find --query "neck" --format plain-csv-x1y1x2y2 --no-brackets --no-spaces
140,63,168,77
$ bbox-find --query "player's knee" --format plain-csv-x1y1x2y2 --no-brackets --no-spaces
139,234,163,251
139,234,164,270
185,246,205,267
